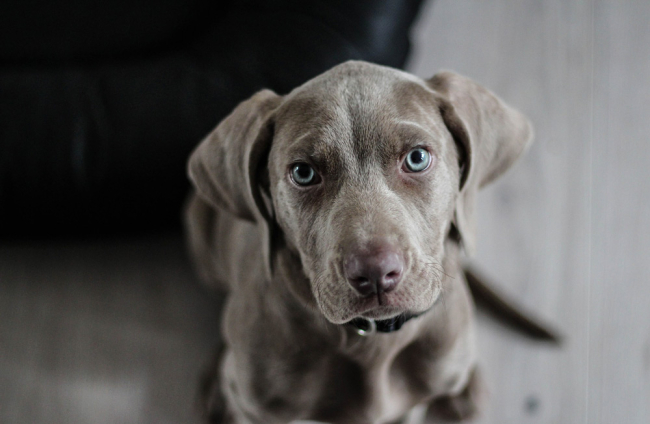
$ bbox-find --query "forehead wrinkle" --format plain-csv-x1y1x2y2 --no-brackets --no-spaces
410,100,446,132
282,121,359,182
288,138,342,165
395,120,447,152
345,89,394,168
300,98,360,177
395,120,435,136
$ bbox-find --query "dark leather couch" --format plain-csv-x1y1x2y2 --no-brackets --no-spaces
0,0,426,238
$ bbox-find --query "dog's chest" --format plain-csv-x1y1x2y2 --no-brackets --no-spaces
298,330,447,424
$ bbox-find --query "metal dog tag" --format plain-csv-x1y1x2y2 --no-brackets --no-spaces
353,318,376,336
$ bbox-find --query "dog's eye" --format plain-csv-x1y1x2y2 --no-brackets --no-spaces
290,163,319,186
403,148,431,172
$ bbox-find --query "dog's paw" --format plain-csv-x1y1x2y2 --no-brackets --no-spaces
423,367,486,423
206,406,231,424
198,345,233,424
200,373,229,423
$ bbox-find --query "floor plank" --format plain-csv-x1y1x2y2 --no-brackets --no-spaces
589,2,650,423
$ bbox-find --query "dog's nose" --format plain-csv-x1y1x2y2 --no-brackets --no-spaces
344,248,404,296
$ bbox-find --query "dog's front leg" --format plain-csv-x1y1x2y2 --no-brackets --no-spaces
202,348,279,424
199,343,234,424
422,366,486,423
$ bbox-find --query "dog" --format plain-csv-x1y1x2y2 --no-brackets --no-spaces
184,60,533,424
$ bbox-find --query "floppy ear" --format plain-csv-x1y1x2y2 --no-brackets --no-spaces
429,72,533,255
188,89,282,278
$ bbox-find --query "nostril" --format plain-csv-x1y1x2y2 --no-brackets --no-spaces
380,269,402,293
351,277,369,286
348,276,376,296
386,271,400,279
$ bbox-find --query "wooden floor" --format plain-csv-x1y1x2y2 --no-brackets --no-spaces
1,1,649,423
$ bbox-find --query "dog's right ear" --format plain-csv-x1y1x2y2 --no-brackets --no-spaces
188,89,282,222
188,89,282,281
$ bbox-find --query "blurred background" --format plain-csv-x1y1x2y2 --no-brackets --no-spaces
1,1,649,423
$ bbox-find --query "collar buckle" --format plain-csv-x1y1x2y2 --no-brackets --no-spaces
351,317,376,336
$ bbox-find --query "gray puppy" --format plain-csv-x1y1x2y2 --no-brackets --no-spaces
185,61,532,424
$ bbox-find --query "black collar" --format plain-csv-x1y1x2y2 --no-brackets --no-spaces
347,312,424,335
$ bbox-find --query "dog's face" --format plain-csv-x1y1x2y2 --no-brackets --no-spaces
188,61,532,326
268,66,461,323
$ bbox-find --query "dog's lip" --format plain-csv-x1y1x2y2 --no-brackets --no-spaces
360,307,406,320
349,293,406,320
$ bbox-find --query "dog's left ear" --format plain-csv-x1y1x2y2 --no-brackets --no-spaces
428,72,533,255
188,89,283,280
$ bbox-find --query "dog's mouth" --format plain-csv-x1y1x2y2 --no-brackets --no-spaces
345,309,430,335
351,292,403,317
350,288,422,319
341,278,441,329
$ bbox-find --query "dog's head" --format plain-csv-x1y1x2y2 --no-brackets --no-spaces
188,61,532,324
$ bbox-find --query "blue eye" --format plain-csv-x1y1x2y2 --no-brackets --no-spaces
291,163,318,186
404,148,431,172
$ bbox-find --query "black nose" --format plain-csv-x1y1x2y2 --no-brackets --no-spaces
344,248,404,296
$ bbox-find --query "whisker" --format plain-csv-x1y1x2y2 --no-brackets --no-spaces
421,261,454,280
439,283,450,326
